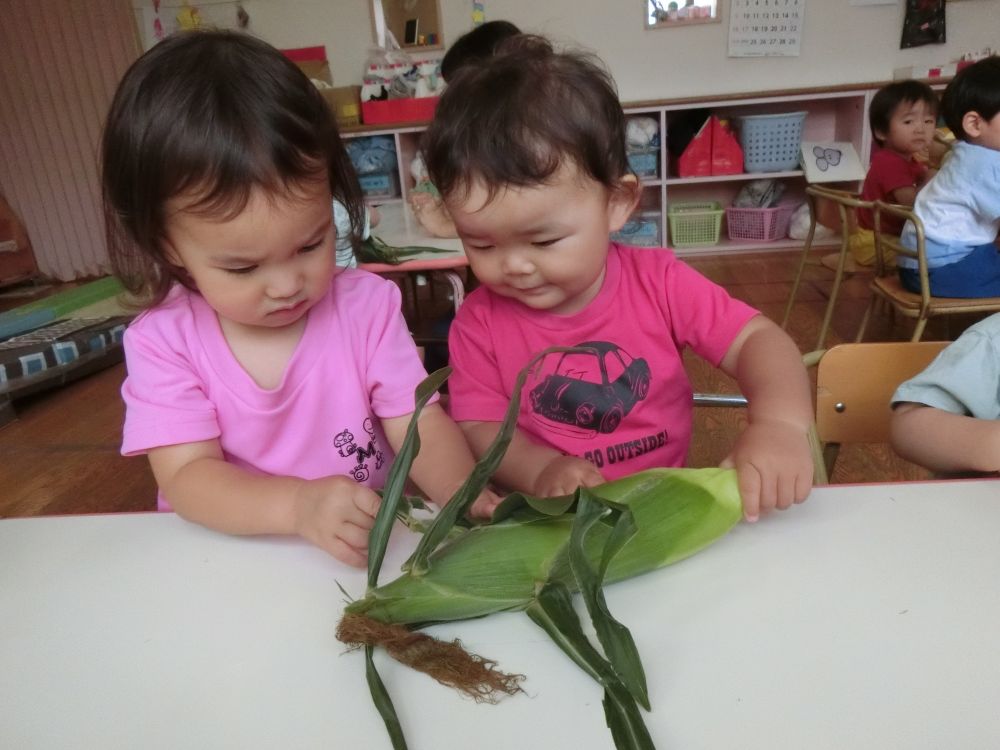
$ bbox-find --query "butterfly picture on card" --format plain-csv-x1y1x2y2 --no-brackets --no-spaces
799,141,865,183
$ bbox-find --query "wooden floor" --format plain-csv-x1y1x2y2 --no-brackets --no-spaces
4,248,978,518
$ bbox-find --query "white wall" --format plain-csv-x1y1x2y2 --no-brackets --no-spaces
136,0,999,102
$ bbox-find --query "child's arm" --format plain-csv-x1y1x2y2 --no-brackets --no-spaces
148,440,380,567
891,403,1000,473
381,404,504,518
718,315,814,521
461,421,604,498
887,185,918,207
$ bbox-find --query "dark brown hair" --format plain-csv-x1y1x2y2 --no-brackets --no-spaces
942,56,1000,142
868,80,938,144
439,20,521,82
102,30,363,307
423,35,631,205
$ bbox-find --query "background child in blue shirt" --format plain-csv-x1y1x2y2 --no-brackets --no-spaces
899,56,1000,297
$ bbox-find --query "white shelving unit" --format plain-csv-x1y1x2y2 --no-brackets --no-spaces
342,82,878,256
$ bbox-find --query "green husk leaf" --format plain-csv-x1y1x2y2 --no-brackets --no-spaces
365,645,408,750
367,366,450,590
570,489,649,710
526,582,655,750
405,346,591,576
358,235,454,265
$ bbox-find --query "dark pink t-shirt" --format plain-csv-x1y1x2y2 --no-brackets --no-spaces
447,244,758,478
858,148,927,233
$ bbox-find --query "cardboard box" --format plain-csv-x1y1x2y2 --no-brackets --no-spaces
282,45,333,85
361,97,438,126
321,86,362,128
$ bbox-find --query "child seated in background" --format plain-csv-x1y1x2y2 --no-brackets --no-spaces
890,312,1000,475
839,80,938,270
899,56,1000,297
424,35,815,522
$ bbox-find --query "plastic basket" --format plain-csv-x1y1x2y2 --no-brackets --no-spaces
738,111,807,173
725,202,796,242
668,202,724,247
611,209,661,247
627,147,660,178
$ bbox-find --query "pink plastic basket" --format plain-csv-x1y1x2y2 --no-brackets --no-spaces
725,202,796,242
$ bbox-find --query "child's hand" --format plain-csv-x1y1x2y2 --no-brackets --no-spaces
533,455,605,498
293,476,381,567
467,487,504,520
721,418,813,523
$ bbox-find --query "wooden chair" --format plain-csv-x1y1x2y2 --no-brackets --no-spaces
814,341,946,479
782,185,873,351
855,201,1000,342
694,341,948,483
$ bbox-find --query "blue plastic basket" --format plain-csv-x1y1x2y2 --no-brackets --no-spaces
738,111,807,173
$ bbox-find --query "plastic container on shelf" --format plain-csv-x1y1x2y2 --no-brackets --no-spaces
668,202,724,247
725,202,797,242
358,170,400,199
737,111,807,173
627,147,660,178
611,209,661,247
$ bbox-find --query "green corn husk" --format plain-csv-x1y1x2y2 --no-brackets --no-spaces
346,467,741,625
357,234,454,265
337,352,745,750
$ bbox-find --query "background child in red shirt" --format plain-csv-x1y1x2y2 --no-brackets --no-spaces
847,80,938,267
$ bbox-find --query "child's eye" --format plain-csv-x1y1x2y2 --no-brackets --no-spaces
300,241,323,253
533,238,560,248
467,243,494,251
224,265,257,275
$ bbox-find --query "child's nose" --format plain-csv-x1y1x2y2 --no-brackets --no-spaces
500,248,534,275
266,268,302,299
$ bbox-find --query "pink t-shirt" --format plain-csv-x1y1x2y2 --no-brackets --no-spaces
858,148,927,233
121,269,432,510
448,244,758,478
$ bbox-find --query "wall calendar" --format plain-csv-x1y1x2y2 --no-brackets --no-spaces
728,0,805,58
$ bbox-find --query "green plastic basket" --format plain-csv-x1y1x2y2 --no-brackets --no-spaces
668,202,724,247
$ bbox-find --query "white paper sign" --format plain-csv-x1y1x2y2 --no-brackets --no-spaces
800,142,866,183
728,0,805,57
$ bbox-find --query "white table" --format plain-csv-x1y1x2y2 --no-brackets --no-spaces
3,479,999,749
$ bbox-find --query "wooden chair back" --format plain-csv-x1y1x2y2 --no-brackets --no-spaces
782,185,874,351
856,202,1000,342
815,341,947,446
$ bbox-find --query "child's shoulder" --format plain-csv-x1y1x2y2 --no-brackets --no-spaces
129,284,201,336
330,267,402,302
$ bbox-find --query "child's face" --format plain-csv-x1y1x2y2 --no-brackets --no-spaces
444,162,635,316
163,180,337,331
881,99,936,156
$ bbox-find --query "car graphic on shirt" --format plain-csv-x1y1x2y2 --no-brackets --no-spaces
529,342,651,434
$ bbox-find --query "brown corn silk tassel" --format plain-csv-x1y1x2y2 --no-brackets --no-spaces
337,613,525,702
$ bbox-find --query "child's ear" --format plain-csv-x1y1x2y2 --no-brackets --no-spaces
607,174,641,232
161,238,184,268
873,128,887,144
961,111,985,140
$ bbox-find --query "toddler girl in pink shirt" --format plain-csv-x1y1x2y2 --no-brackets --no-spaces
103,31,497,566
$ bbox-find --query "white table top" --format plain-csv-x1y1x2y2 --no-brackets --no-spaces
372,200,465,256
3,479,999,749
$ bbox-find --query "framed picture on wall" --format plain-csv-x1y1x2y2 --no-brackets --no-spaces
646,0,721,28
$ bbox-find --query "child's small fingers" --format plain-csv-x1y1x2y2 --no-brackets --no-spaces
338,521,372,552
354,489,381,519
327,538,368,568
738,466,762,522
794,468,813,503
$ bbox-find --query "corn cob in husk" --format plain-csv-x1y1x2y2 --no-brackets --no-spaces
336,354,745,750
345,467,741,626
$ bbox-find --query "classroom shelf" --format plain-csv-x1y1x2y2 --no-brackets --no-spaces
342,81,873,254
664,170,804,185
